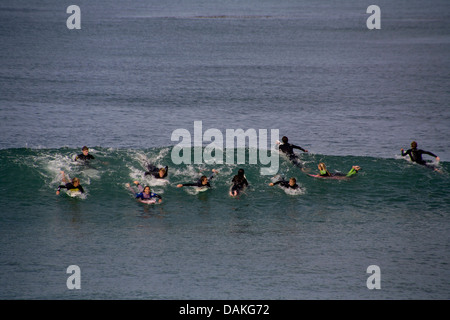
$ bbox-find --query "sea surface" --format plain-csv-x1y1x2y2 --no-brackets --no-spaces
0,0,449,299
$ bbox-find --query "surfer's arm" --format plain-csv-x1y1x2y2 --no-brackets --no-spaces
422,150,438,158
292,144,308,152
151,192,162,200
56,185,67,195
208,169,218,182
77,185,85,193
401,149,410,157
178,183,197,187
271,180,285,186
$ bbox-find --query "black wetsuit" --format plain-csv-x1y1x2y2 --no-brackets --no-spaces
231,175,248,194
180,172,215,188
57,183,84,193
278,143,306,167
402,148,437,165
145,164,168,179
74,153,95,162
272,180,300,190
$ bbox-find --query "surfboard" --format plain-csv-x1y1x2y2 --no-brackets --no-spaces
308,174,348,180
138,199,157,204
66,190,83,197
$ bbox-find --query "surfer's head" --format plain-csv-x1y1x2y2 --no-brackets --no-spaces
82,146,89,156
282,136,288,144
143,186,151,194
411,141,417,149
318,163,327,171
238,169,245,177
72,177,80,187
159,167,166,177
289,177,296,186
200,175,208,185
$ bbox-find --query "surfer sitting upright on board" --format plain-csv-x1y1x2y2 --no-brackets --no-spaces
401,141,440,166
276,136,308,168
126,181,162,203
56,171,84,195
177,169,217,188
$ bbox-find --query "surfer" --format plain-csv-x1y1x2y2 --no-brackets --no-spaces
269,177,301,190
145,163,168,179
56,171,84,195
126,181,162,203
74,146,95,162
230,168,249,197
276,136,308,168
401,141,440,166
315,163,360,178
177,169,217,188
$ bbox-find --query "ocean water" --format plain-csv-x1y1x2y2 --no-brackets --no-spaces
0,0,449,300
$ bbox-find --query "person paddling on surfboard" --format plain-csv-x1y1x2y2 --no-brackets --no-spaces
145,163,168,179
126,181,162,203
269,177,301,190
276,136,308,168
56,171,84,195
230,168,249,197
401,141,440,166
315,163,360,178
177,169,217,188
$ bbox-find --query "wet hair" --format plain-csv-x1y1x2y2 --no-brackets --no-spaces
282,136,288,143
318,163,327,170
200,175,208,182
82,146,89,151
289,177,296,183
143,186,151,193
237,169,245,176
159,168,166,173
72,177,80,184
411,141,417,148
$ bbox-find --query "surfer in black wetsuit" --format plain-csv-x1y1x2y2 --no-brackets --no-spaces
230,168,249,197
401,141,440,166
56,171,84,195
269,177,300,190
277,136,308,168
74,146,95,162
145,163,168,179
177,169,217,188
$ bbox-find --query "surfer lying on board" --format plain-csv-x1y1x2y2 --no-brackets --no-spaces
145,163,168,179
126,181,162,203
401,141,440,166
56,171,84,195
269,177,301,190
230,168,249,197
74,146,95,162
276,136,308,168
177,169,218,188
315,163,360,178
